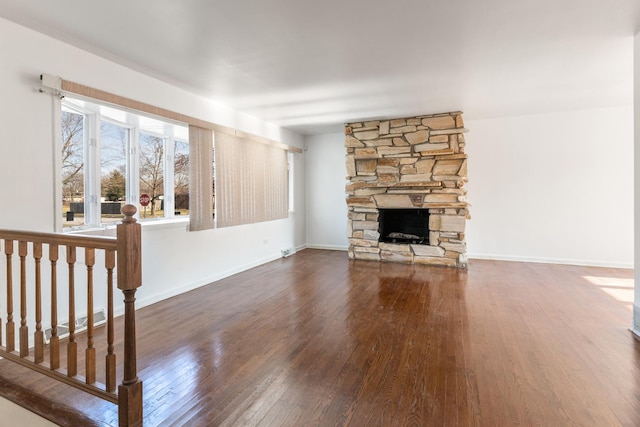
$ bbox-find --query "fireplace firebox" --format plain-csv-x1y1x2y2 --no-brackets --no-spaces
378,209,430,245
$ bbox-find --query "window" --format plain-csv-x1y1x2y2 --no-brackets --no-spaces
174,140,190,216
60,97,189,229
100,120,129,223
49,76,301,232
138,133,164,218
61,109,85,226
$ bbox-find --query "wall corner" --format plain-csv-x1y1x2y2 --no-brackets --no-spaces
633,303,640,338
631,303,640,338
634,31,639,336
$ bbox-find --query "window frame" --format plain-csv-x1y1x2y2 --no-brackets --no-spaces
58,96,189,232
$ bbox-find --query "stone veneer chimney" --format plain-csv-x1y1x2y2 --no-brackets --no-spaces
345,112,469,268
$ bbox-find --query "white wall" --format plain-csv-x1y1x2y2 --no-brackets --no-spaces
0,17,306,314
465,106,634,268
304,107,634,267
633,31,639,336
304,133,349,250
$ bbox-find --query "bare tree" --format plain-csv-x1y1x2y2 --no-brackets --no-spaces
61,111,84,203
174,141,189,211
139,134,164,216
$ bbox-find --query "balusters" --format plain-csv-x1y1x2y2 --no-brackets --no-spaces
85,247,96,384
33,242,44,363
5,239,14,352
106,249,116,392
0,207,143,425
66,246,77,377
18,241,28,357
49,243,60,370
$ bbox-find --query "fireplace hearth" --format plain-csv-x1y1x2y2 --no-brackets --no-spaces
345,112,469,268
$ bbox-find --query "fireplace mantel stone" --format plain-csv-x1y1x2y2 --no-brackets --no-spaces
345,112,469,268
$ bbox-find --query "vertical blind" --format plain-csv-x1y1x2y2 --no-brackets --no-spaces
215,132,289,228
188,125,215,231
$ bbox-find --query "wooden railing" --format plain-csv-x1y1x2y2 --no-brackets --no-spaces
0,204,143,426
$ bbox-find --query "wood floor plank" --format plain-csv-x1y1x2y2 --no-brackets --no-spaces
0,249,638,426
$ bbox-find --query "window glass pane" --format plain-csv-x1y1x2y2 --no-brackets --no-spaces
61,110,84,228
139,133,165,219
100,121,128,224
174,140,189,216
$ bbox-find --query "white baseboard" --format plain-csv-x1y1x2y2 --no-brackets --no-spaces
135,252,284,311
134,245,352,312
467,252,633,269
134,249,634,315
133,246,347,313
305,244,349,251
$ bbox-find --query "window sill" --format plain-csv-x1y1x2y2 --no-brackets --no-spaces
64,226,115,237
140,217,189,231
64,217,189,236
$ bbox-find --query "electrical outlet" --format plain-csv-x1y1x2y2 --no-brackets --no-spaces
281,248,292,257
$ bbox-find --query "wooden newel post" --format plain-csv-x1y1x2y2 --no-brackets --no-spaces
117,205,143,427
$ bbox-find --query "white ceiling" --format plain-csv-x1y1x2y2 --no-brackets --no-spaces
1,0,638,135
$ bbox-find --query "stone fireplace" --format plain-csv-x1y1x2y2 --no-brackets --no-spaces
345,112,469,268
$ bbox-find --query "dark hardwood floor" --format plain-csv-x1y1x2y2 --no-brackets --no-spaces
1,249,638,426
